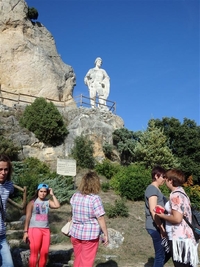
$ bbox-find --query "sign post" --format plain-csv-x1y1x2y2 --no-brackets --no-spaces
56,158,77,188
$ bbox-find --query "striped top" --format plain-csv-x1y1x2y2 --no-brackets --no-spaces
70,192,105,240
0,180,14,235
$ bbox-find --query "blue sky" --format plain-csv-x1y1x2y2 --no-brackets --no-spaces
26,0,199,131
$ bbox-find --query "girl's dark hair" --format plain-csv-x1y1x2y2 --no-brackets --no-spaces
31,187,49,201
0,154,12,181
151,166,166,181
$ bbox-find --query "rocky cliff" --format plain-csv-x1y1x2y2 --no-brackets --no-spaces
0,0,76,107
0,0,124,164
0,104,124,168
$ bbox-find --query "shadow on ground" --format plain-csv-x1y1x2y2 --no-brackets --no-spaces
144,257,154,267
96,260,118,267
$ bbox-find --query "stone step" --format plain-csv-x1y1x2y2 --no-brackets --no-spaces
6,221,24,230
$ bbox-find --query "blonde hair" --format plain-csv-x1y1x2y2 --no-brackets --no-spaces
78,171,101,195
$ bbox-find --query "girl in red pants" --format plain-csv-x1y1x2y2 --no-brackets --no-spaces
23,183,60,267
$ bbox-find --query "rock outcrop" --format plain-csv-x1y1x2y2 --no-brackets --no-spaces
0,104,124,167
63,107,124,160
0,0,76,107
22,107,124,167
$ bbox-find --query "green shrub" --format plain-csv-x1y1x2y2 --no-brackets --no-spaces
95,159,121,180
0,135,20,160
101,182,110,192
12,158,52,201
184,185,200,210
20,98,68,146
42,175,75,205
160,183,170,198
103,143,113,159
105,198,129,218
70,135,95,169
110,164,151,200
12,157,74,204
28,7,38,20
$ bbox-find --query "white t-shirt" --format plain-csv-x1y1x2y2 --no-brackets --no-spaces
165,201,172,240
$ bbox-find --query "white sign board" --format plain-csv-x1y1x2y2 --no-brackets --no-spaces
56,158,76,176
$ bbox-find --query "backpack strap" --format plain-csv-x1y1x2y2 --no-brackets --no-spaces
0,195,5,221
172,190,199,240
171,190,191,225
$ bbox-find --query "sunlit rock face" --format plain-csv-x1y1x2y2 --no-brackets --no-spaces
0,0,76,107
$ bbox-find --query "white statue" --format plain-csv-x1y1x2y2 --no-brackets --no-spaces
84,57,110,109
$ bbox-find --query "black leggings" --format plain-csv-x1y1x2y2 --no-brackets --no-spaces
169,240,193,267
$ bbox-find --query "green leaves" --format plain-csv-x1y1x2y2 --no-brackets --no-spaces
12,158,75,204
0,135,20,160
134,120,180,169
110,164,151,201
20,98,68,146
28,7,39,20
70,135,95,169
152,117,200,181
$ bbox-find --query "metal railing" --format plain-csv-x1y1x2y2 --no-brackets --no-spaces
74,94,116,113
0,89,116,113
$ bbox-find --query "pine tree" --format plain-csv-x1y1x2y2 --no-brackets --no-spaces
134,120,179,169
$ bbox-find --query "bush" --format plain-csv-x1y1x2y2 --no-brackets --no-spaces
28,7,38,20
184,185,200,210
101,182,110,192
105,198,129,218
12,157,75,204
103,143,113,159
12,158,52,201
70,135,95,169
160,183,170,198
0,135,20,160
41,175,75,205
20,98,68,146
110,164,151,200
95,159,121,180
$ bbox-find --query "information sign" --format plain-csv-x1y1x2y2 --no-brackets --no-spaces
56,158,76,176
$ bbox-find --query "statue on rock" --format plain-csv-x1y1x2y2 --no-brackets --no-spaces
84,57,110,110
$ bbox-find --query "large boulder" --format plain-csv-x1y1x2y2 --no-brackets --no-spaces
0,0,76,107
63,107,124,161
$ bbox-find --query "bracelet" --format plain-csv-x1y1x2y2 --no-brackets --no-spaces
23,230,28,233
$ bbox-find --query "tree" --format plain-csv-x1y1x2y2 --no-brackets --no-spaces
0,135,20,160
70,135,95,169
28,7,39,20
151,117,200,181
134,120,179,169
112,128,140,165
20,97,68,146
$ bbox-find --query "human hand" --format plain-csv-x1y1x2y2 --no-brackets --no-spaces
101,234,109,246
49,188,54,196
23,232,28,243
154,205,165,214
